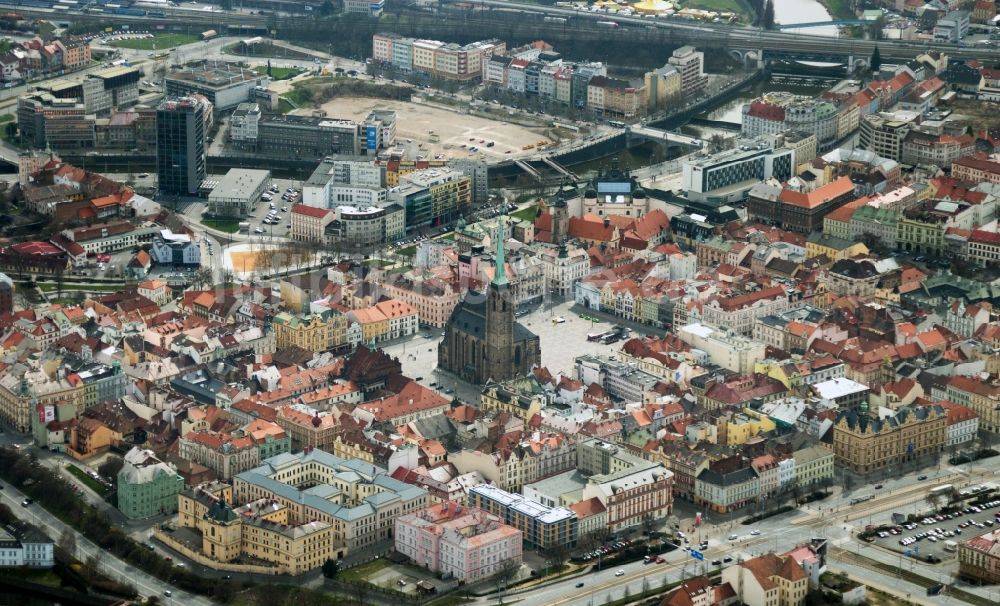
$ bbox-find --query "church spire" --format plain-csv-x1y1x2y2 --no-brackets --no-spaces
492,213,508,286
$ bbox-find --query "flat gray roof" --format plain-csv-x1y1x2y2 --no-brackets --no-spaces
208,168,271,201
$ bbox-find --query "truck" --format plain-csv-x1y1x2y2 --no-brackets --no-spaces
544,16,567,22
238,222,251,232
943,540,958,552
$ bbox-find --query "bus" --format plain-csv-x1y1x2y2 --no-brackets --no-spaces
930,484,954,497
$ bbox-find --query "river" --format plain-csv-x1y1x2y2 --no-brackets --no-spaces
771,0,838,38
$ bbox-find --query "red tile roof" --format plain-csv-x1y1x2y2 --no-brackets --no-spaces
291,204,334,219
779,177,855,209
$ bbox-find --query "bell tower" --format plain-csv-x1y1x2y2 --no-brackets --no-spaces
485,213,515,381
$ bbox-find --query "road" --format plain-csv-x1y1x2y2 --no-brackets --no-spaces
0,475,209,605
468,453,1000,606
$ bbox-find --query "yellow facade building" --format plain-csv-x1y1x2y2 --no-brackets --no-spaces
271,309,347,352
717,409,777,445
177,482,334,575
805,233,869,261
831,404,946,474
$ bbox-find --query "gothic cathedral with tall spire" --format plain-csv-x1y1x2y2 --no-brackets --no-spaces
438,212,541,384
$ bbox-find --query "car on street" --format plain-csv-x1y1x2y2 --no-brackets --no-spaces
918,475,928,480
575,582,585,588
21,498,31,506
164,590,172,597
711,559,722,565
728,534,738,541
750,529,761,536
614,570,625,577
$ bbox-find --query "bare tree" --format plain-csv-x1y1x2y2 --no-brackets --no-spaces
58,528,76,557
189,267,213,290
492,558,520,603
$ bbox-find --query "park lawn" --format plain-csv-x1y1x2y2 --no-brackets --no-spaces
202,218,241,233
339,558,391,583
819,0,856,20
510,205,539,222
268,66,305,80
37,282,122,292
396,245,417,257
683,0,742,12
65,464,108,494
0,114,13,124
109,33,198,50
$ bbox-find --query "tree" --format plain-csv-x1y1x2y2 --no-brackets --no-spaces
542,543,570,571
319,0,334,15
267,59,273,78
925,491,945,513
762,0,775,29
870,45,882,74
58,528,76,558
98,456,124,482
322,558,339,579
189,267,213,290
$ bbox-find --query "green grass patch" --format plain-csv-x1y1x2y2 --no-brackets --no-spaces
229,586,350,606
283,87,313,108
362,258,394,268
683,0,742,13
37,283,123,293
201,218,241,233
0,114,14,124
0,567,63,588
277,97,298,114
108,33,198,50
424,594,475,606
397,245,416,257
817,0,855,20
339,558,391,583
65,465,108,495
510,205,540,222
437,232,456,241
267,66,305,80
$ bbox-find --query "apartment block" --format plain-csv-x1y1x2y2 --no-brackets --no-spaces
467,484,578,550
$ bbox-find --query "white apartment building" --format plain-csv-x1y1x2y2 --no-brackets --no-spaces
678,322,768,374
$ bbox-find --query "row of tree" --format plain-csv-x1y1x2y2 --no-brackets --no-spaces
745,0,775,29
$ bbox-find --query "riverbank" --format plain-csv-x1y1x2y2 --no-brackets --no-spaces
816,0,856,21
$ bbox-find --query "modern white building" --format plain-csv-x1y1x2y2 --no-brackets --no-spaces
811,377,869,409
206,168,271,217
150,229,201,266
345,0,384,17
230,102,261,142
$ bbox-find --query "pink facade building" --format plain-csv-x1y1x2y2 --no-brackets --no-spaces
395,502,522,582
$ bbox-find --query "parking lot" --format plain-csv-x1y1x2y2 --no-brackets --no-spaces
870,496,1000,562
241,177,302,240
347,559,446,596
